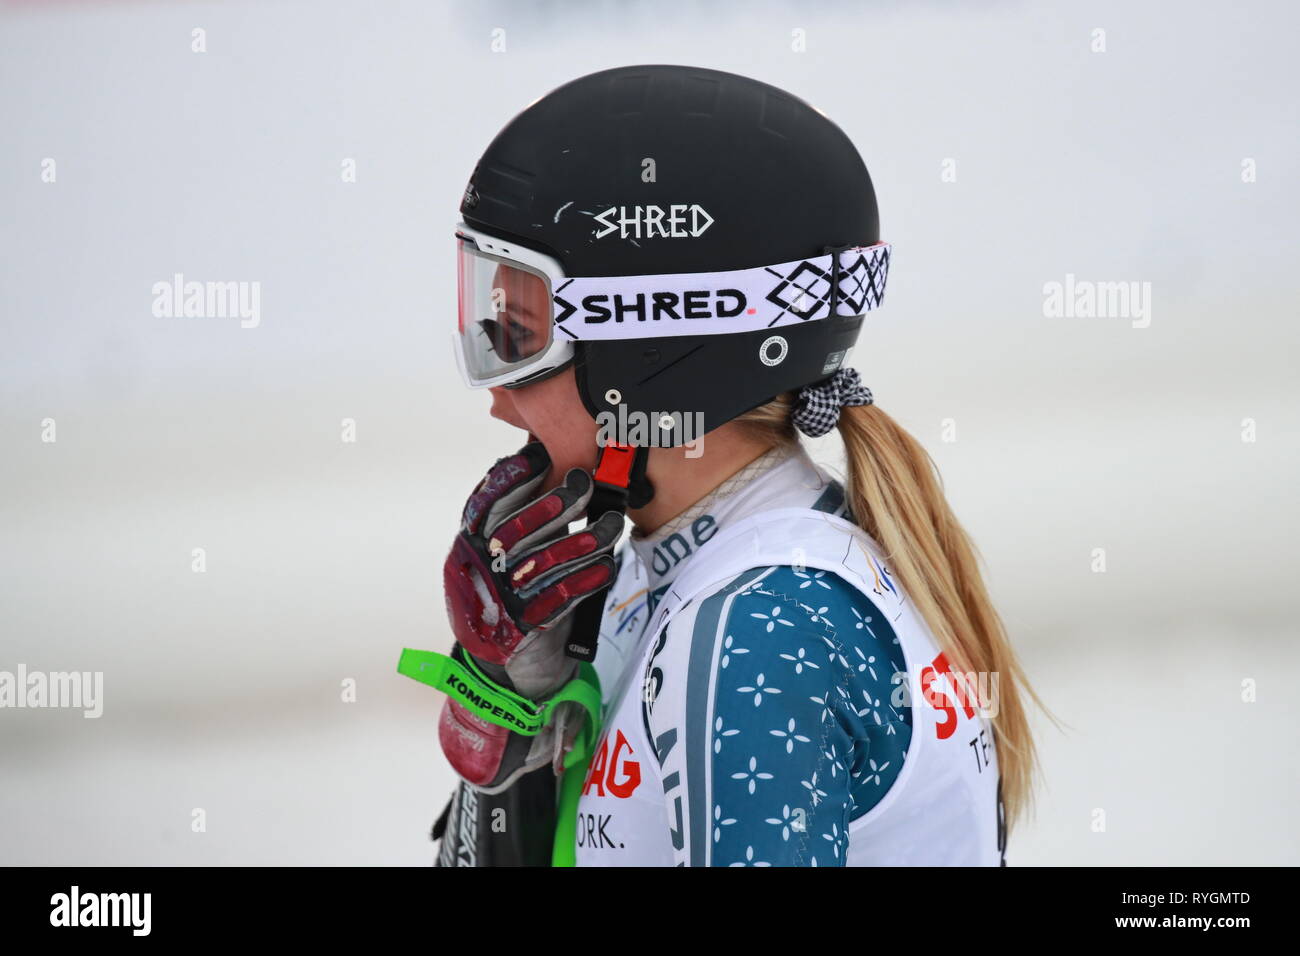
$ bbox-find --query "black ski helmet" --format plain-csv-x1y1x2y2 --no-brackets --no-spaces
459,64,888,447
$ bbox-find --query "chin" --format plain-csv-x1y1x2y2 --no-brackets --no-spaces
488,392,529,432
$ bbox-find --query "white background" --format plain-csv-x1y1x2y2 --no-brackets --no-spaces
1,0,1297,864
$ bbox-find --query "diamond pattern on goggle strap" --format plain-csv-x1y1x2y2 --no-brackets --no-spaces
764,245,891,320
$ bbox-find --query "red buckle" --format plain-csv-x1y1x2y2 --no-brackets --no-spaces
593,442,637,489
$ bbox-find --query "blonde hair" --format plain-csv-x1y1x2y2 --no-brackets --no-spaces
734,392,1046,835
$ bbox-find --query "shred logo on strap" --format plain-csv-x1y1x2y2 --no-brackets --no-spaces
554,288,747,326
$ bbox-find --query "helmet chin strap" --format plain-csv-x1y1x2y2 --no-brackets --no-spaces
562,442,653,662
591,442,655,511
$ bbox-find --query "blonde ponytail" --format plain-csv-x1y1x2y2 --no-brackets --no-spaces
735,392,1047,834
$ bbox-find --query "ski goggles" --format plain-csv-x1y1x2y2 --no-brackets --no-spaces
454,221,891,389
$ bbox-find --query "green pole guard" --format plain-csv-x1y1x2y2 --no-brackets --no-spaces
551,661,601,867
398,647,603,866
399,647,547,734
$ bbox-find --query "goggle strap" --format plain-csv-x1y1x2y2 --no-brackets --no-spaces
552,242,891,342
824,242,851,320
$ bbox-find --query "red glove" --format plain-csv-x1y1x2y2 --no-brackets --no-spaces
439,442,623,791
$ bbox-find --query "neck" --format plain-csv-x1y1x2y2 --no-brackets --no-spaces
626,425,775,536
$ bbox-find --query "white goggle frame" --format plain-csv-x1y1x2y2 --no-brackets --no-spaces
455,222,576,389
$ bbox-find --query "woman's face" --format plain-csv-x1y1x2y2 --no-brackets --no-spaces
489,367,600,481
479,258,599,479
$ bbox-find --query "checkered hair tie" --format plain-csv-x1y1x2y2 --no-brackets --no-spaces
792,367,873,438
